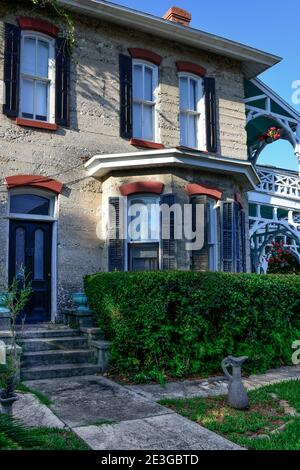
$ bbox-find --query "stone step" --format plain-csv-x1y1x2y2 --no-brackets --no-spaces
21,363,101,381
18,336,89,352
17,328,81,339
21,349,94,367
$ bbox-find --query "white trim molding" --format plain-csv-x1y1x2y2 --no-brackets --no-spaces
85,148,260,190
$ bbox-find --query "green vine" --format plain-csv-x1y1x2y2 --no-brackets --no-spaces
29,0,76,51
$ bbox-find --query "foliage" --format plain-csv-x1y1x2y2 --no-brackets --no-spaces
0,414,89,450
0,267,32,400
161,379,300,450
85,271,300,382
17,383,52,406
267,242,300,274
259,127,281,142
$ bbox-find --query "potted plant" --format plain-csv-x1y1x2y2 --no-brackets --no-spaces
259,127,281,144
0,266,32,415
0,362,19,415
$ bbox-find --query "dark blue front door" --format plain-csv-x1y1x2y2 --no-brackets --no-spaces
9,220,52,323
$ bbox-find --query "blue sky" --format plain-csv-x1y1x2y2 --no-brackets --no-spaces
114,0,300,170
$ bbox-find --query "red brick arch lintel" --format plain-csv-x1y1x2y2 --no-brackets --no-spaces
5,175,63,194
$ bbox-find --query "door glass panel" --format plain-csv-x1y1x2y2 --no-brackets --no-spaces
34,229,44,280
15,227,25,278
10,194,50,215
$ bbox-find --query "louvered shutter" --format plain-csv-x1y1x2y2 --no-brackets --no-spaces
190,195,208,271
3,23,21,117
55,38,70,127
204,77,217,153
108,197,124,271
161,193,176,270
119,54,132,139
240,210,247,273
234,202,240,273
222,202,234,272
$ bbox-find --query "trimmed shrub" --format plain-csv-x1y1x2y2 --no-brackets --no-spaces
84,272,300,382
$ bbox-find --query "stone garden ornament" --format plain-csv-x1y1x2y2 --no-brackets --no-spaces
222,356,249,410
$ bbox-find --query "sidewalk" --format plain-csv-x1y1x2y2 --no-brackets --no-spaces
126,365,300,402
24,375,240,450
23,365,300,450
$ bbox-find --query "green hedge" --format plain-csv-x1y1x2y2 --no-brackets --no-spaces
84,271,300,382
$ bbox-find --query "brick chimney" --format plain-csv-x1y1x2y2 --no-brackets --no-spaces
163,6,192,27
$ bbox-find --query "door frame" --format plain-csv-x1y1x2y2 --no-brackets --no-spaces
7,188,58,322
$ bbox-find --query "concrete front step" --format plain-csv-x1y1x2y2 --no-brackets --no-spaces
19,336,89,352
21,349,94,367
17,328,81,339
21,363,101,381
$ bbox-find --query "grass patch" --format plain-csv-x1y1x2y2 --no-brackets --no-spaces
160,379,300,450
0,414,89,450
16,383,52,406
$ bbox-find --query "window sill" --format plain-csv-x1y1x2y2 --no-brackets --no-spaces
177,145,209,154
130,138,165,150
15,118,58,131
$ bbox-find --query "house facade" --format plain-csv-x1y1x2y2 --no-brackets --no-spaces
0,0,281,323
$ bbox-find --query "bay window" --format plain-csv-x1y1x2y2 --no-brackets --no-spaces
20,33,55,123
132,61,158,141
127,195,160,271
179,74,204,149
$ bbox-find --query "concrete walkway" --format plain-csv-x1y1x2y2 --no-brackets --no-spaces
23,365,300,450
24,375,240,450
126,365,300,402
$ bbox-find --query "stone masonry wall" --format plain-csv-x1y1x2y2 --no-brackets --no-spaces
0,1,249,313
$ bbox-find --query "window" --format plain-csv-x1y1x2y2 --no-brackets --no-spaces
20,33,55,123
179,74,203,148
207,199,218,271
10,194,50,216
127,195,160,271
132,61,158,141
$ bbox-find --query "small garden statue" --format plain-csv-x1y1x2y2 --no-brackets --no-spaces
222,356,249,410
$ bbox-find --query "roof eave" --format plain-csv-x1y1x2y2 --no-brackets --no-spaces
60,0,281,79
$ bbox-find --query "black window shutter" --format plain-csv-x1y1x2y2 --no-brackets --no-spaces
119,54,132,139
190,195,208,271
222,202,234,272
108,197,124,271
234,202,240,273
240,210,247,273
3,23,21,118
160,193,176,270
204,77,217,153
55,38,70,127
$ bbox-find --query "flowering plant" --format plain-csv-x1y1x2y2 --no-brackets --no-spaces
259,127,281,142
267,241,300,274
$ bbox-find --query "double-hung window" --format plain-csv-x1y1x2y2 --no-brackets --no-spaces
132,61,158,141
20,33,55,123
179,74,203,149
127,195,160,271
